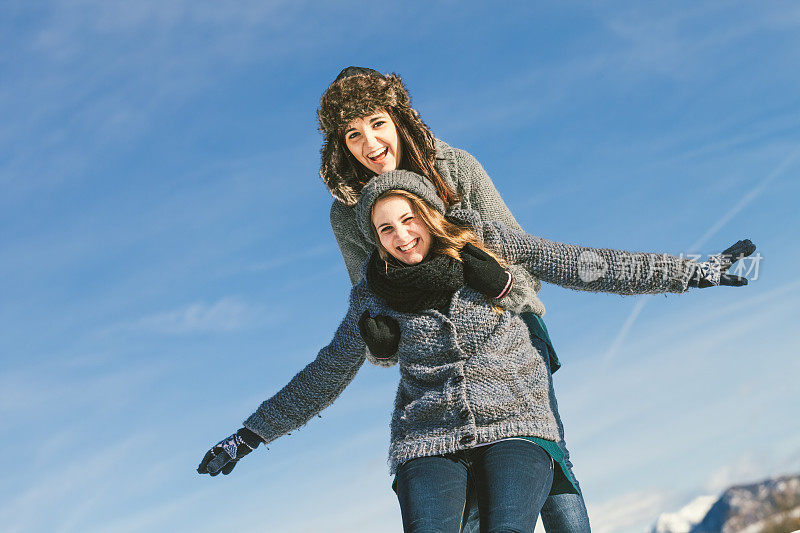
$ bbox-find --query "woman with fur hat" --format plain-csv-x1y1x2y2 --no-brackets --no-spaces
197,170,754,533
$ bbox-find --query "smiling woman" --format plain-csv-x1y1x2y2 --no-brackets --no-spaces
372,194,432,265
344,110,402,174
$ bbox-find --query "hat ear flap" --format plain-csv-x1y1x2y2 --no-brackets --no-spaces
320,137,360,206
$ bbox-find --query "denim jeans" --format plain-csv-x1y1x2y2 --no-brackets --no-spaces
462,314,592,533
395,439,554,533
459,441,590,533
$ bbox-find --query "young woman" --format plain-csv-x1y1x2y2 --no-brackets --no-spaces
198,170,754,533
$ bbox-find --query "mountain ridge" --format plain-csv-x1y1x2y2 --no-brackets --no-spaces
651,473,800,533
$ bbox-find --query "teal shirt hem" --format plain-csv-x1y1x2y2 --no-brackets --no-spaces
518,437,579,495
520,313,561,373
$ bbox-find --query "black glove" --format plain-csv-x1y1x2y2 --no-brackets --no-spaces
197,427,263,476
461,243,513,299
358,310,401,359
687,239,756,288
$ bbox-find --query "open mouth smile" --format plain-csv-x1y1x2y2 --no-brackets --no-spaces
367,147,388,162
397,238,419,252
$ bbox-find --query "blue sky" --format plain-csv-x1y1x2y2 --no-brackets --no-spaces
1,1,799,532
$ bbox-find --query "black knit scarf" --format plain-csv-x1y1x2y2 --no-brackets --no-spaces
366,251,464,313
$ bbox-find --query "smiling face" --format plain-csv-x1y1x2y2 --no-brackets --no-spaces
344,110,402,174
372,195,432,265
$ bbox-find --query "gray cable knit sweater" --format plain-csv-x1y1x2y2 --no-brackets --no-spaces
330,138,544,315
244,210,694,474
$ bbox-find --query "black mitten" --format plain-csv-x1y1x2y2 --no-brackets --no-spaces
358,311,401,359
197,427,263,476
461,243,513,299
688,239,756,288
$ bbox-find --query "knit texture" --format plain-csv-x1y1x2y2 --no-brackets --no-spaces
384,290,560,473
242,275,561,475
450,209,694,294
330,139,544,315
366,251,464,313
243,210,693,475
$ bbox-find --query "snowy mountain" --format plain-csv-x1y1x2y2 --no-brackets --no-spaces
651,474,800,533
653,495,718,533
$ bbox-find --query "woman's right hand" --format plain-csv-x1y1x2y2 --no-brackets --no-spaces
197,427,262,476
461,243,514,299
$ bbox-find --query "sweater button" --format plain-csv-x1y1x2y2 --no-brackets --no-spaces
453,375,464,384
459,410,469,420
460,435,474,444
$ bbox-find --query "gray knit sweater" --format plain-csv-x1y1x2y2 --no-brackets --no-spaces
330,138,545,315
244,210,694,474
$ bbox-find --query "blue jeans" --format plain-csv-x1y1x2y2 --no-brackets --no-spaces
395,439,554,533
463,315,592,533
459,441,590,533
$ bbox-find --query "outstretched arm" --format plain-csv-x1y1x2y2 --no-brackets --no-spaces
480,220,696,295
197,285,370,476
242,287,369,443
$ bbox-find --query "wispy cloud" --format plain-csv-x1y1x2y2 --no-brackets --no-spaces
124,297,262,334
654,111,800,166
0,434,150,532
0,361,168,422
555,289,798,490
687,144,800,250
512,182,587,212
0,0,317,198
704,445,800,493
705,452,765,494
599,2,800,80
588,488,672,533
427,2,800,139
602,144,800,365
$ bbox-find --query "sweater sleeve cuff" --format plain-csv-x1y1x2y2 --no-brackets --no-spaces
365,345,399,368
243,410,282,445
494,271,514,299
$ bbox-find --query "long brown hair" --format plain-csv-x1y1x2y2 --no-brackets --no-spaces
343,107,462,208
385,107,462,207
370,190,505,266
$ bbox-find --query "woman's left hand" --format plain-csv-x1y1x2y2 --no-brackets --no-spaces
197,427,263,476
358,311,401,359
688,239,756,288
461,243,514,299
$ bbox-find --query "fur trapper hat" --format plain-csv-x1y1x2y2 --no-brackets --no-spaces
355,169,444,245
318,67,437,206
